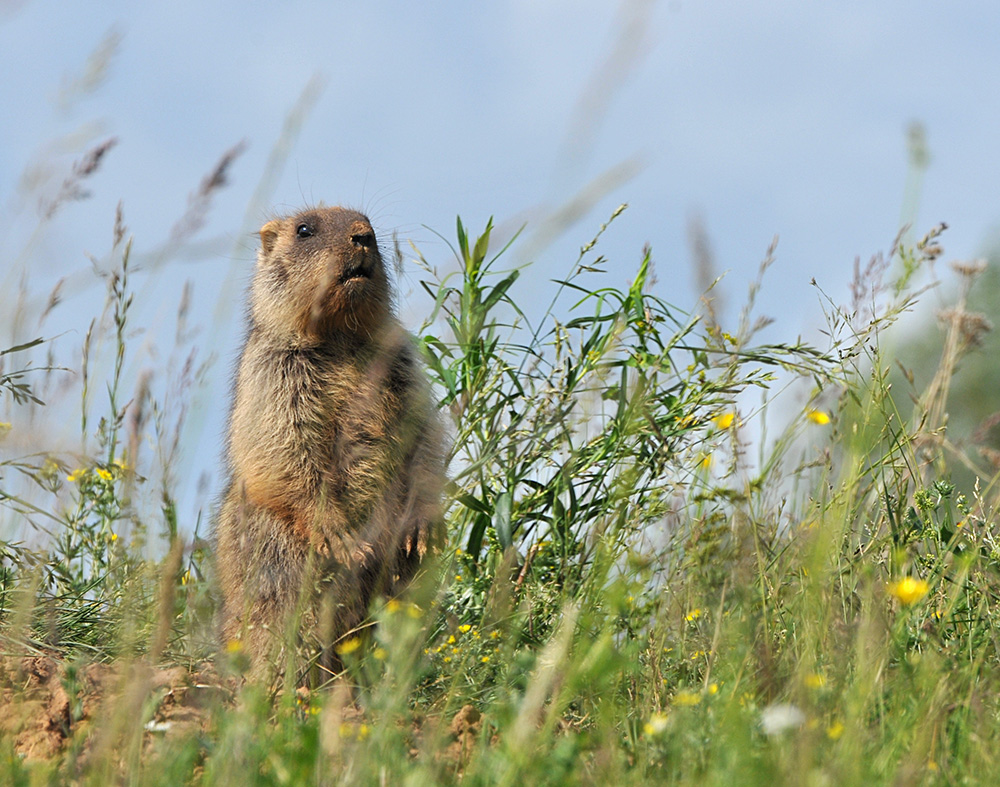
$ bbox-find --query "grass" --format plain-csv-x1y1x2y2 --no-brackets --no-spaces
1,142,999,785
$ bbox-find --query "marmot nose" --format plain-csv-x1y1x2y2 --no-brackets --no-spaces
351,231,375,249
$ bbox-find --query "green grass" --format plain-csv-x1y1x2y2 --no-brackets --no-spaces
1,181,998,785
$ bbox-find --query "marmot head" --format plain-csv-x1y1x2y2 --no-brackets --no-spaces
252,207,391,341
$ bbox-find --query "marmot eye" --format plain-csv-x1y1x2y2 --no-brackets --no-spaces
351,232,375,249
296,223,314,239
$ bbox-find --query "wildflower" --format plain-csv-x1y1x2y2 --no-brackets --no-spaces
95,467,113,482
386,599,401,614
335,637,362,656
226,639,244,654
489,630,500,640
447,635,456,645
67,468,87,483
708,683,719,695
181,570,192,585
673,690,701,707
685,608,702,622
643,712,669,736
804,673,826,689
826,721,844,740
888,577,930,606
760,703,805,736
443,656,452,663
112,456,129,471
699,454,713,471
40,457,60,480
455,574,463,582
806,409,831,425
358,724,370,740
109,532,118,542
458,624,472,634
406,603,422,619
373,647,387,661
714,412,736,429
480,655,490,664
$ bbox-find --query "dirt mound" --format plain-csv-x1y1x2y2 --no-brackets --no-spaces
0,654,228,763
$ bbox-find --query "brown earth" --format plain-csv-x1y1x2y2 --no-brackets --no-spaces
0,654,228,763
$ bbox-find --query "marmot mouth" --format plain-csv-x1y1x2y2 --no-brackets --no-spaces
340,264,373,283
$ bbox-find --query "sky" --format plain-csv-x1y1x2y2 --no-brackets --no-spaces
1,0,999,530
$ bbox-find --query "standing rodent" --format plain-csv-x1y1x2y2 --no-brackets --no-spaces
216,206,445,680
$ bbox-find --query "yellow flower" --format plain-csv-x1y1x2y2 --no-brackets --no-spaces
447,635,456,645
673,690,702,707
373,647,387,661
708,683,719,695
112,457,129,470
67,468,87,483
888,577,930,606
458,624,472,634
805,673,826,689
335,637,362,656
489,630,500,640
699,454,713,471
455,574,463,582
480,655,490,664
109,532,118,542
685,608,702,622
406,603,423,619
95,467,113,482
226,639,244,654
386,599,401,614
826,721,844,740
714,412,736,429
806,409,831,425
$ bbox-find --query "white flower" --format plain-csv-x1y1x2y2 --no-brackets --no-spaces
760,703,805,736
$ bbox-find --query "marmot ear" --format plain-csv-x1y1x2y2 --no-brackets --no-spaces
259,220,280,257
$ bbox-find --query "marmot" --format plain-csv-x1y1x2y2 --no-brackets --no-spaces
216,206,444,680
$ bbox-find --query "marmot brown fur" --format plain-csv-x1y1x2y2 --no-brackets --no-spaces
216,206,444,680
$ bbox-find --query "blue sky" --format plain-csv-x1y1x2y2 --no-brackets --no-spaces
2,1,998,527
